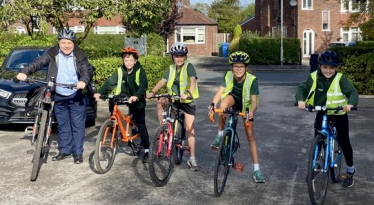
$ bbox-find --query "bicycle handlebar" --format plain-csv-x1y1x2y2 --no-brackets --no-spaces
13,77,77,89
99,95,130,103
303,105,358,112
150,93,193,101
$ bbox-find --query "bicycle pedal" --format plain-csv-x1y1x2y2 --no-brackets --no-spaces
24,126,34,137
49,151,57,156
233,162,244,172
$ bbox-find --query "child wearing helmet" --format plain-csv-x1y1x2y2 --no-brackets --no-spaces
146,42,200,171
93,47,150,163
295,50,359,187
209,51,265,183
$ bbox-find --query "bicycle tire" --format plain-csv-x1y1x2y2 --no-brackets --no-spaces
94,119,118,174
214,130,231,197
330,139,342,183
129,124,142,156
307,134,329,205
30,109,48,181
149,125,174,187
172,120,184,165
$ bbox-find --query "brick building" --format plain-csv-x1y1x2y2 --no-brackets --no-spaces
241,0,363,58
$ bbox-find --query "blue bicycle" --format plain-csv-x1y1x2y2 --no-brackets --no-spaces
305,105,356,205
209,106,249,196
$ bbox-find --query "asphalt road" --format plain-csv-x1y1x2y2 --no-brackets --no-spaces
0,59,373,205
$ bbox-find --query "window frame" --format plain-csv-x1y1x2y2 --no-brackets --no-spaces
322,11,330,31
302,0,313,10
174,26,206,44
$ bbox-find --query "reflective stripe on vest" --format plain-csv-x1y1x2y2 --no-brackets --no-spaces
221,71,258,112
115,67,140,95
307,71,347,115
166,61,199,103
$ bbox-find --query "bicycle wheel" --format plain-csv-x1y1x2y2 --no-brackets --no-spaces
129,124,142,156
30,110,48,181
330,139,342,183
307,134,329,205
149,125,174,187
94,119,118,174
214,130,231,197
172,120,184,165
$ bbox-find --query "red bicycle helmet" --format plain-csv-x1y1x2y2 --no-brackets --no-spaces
121,47,139,59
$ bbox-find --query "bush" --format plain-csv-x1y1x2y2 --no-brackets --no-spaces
340,52,374,95
146,33,166,56
356,41,374,47
90,55,172,92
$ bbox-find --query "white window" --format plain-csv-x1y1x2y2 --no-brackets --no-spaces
341,27,362,41
94,26,125,34
69,26,84,33
175,26,205,44
322,11,330,31
341,0,368,12
302,0,313,10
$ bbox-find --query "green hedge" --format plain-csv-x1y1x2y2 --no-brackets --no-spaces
356,41,374,47
90,55,172,92
238,34,301,65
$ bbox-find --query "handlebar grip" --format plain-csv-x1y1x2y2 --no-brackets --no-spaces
208,113,214,123
351,106,358,111
13,77,20,83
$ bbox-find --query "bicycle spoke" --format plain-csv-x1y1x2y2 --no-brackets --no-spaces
94,119,117,174
214,132,231,196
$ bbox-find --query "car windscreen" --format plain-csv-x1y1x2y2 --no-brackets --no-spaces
5,49,47,71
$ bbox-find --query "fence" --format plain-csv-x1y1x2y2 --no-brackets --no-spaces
212,33,232,55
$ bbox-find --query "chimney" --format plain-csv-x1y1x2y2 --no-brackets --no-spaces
181,0,190,7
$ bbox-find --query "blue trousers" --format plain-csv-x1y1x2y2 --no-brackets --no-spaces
54,92,86,155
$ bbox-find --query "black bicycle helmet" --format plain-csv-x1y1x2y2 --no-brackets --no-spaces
229,51,250,65
58,29,76,42
318,51,340,66
170,42,188,55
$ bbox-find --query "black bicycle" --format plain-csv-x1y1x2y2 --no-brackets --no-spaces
15,77,75,181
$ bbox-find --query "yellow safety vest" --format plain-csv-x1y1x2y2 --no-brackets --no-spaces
306,71,347,115
166,61,199,103
114,67,140,95
221,71,258,112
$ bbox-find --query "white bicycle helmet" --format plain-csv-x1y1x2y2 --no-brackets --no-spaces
170,42,188,55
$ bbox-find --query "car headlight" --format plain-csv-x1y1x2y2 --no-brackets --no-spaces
0,89,12,99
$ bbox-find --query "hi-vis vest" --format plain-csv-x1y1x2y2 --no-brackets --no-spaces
114,67,140,95
305,71,347,115
166,62,199,103
221,71,258,112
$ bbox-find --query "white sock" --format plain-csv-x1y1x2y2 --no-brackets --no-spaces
347,165,355,174
218,130,223,136
190,157,196,161
144,149,149,153
254,164,260,171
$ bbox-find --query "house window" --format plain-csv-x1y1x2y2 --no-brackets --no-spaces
271,27,287,38
341,27,362,41
175,26,205,44
322,11,330,31
341,0,367,12
14,26,26,34
94,26,125,34
302,0,312,9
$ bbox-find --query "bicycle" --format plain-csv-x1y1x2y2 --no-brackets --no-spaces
148,94,190,187
93,95,142,174
208,105,250,197
14,77,75,181
304,105,357,205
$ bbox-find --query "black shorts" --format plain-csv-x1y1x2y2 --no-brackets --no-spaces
177,103,196,115
228,94,254,121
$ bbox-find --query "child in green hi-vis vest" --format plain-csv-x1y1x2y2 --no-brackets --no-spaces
209,51,265,183
295,50,359,187
146,42,199,172
94,47,150,163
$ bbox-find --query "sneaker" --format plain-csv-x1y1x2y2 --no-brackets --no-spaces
210,135,222,149
142,152,149,163
187,158,199,171
253,170,265,183
343,169,355,187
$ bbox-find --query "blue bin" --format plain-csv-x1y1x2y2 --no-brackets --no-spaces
221,43,230,57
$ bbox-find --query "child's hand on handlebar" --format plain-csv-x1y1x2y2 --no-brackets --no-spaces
128,96,138,103
298,101,306,109
93,93,101,101
343,104,354,112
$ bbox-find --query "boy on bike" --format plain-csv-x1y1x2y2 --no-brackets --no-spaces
209,51,265,183
93,47,150,163
146,42,200,171
295,50,359,187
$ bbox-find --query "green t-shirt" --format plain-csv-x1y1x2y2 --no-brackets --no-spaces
162,63,197,95
220,74,259,101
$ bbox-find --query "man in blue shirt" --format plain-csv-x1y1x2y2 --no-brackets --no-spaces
17,29,94,164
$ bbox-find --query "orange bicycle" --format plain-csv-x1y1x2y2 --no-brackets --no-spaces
94,95,142,174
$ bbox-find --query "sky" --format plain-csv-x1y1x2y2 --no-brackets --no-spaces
190,0,254,7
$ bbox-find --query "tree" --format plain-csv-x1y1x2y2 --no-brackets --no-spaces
208,0,243,33
191,3,211,16
240,3,255,22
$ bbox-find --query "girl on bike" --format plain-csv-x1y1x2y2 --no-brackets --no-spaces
146,42,199,171
93,47,150,163
209,51,265,183
295,50,359,187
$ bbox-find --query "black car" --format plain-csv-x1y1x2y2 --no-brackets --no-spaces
0,46,97,126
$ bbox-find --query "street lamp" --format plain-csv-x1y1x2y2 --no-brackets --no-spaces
280,0,283,66
290,0,297,37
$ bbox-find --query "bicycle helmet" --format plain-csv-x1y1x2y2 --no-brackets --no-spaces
58,29,76,42
121,47,139,59
170,42,188,55
318,51,340,67
229,51,250,65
